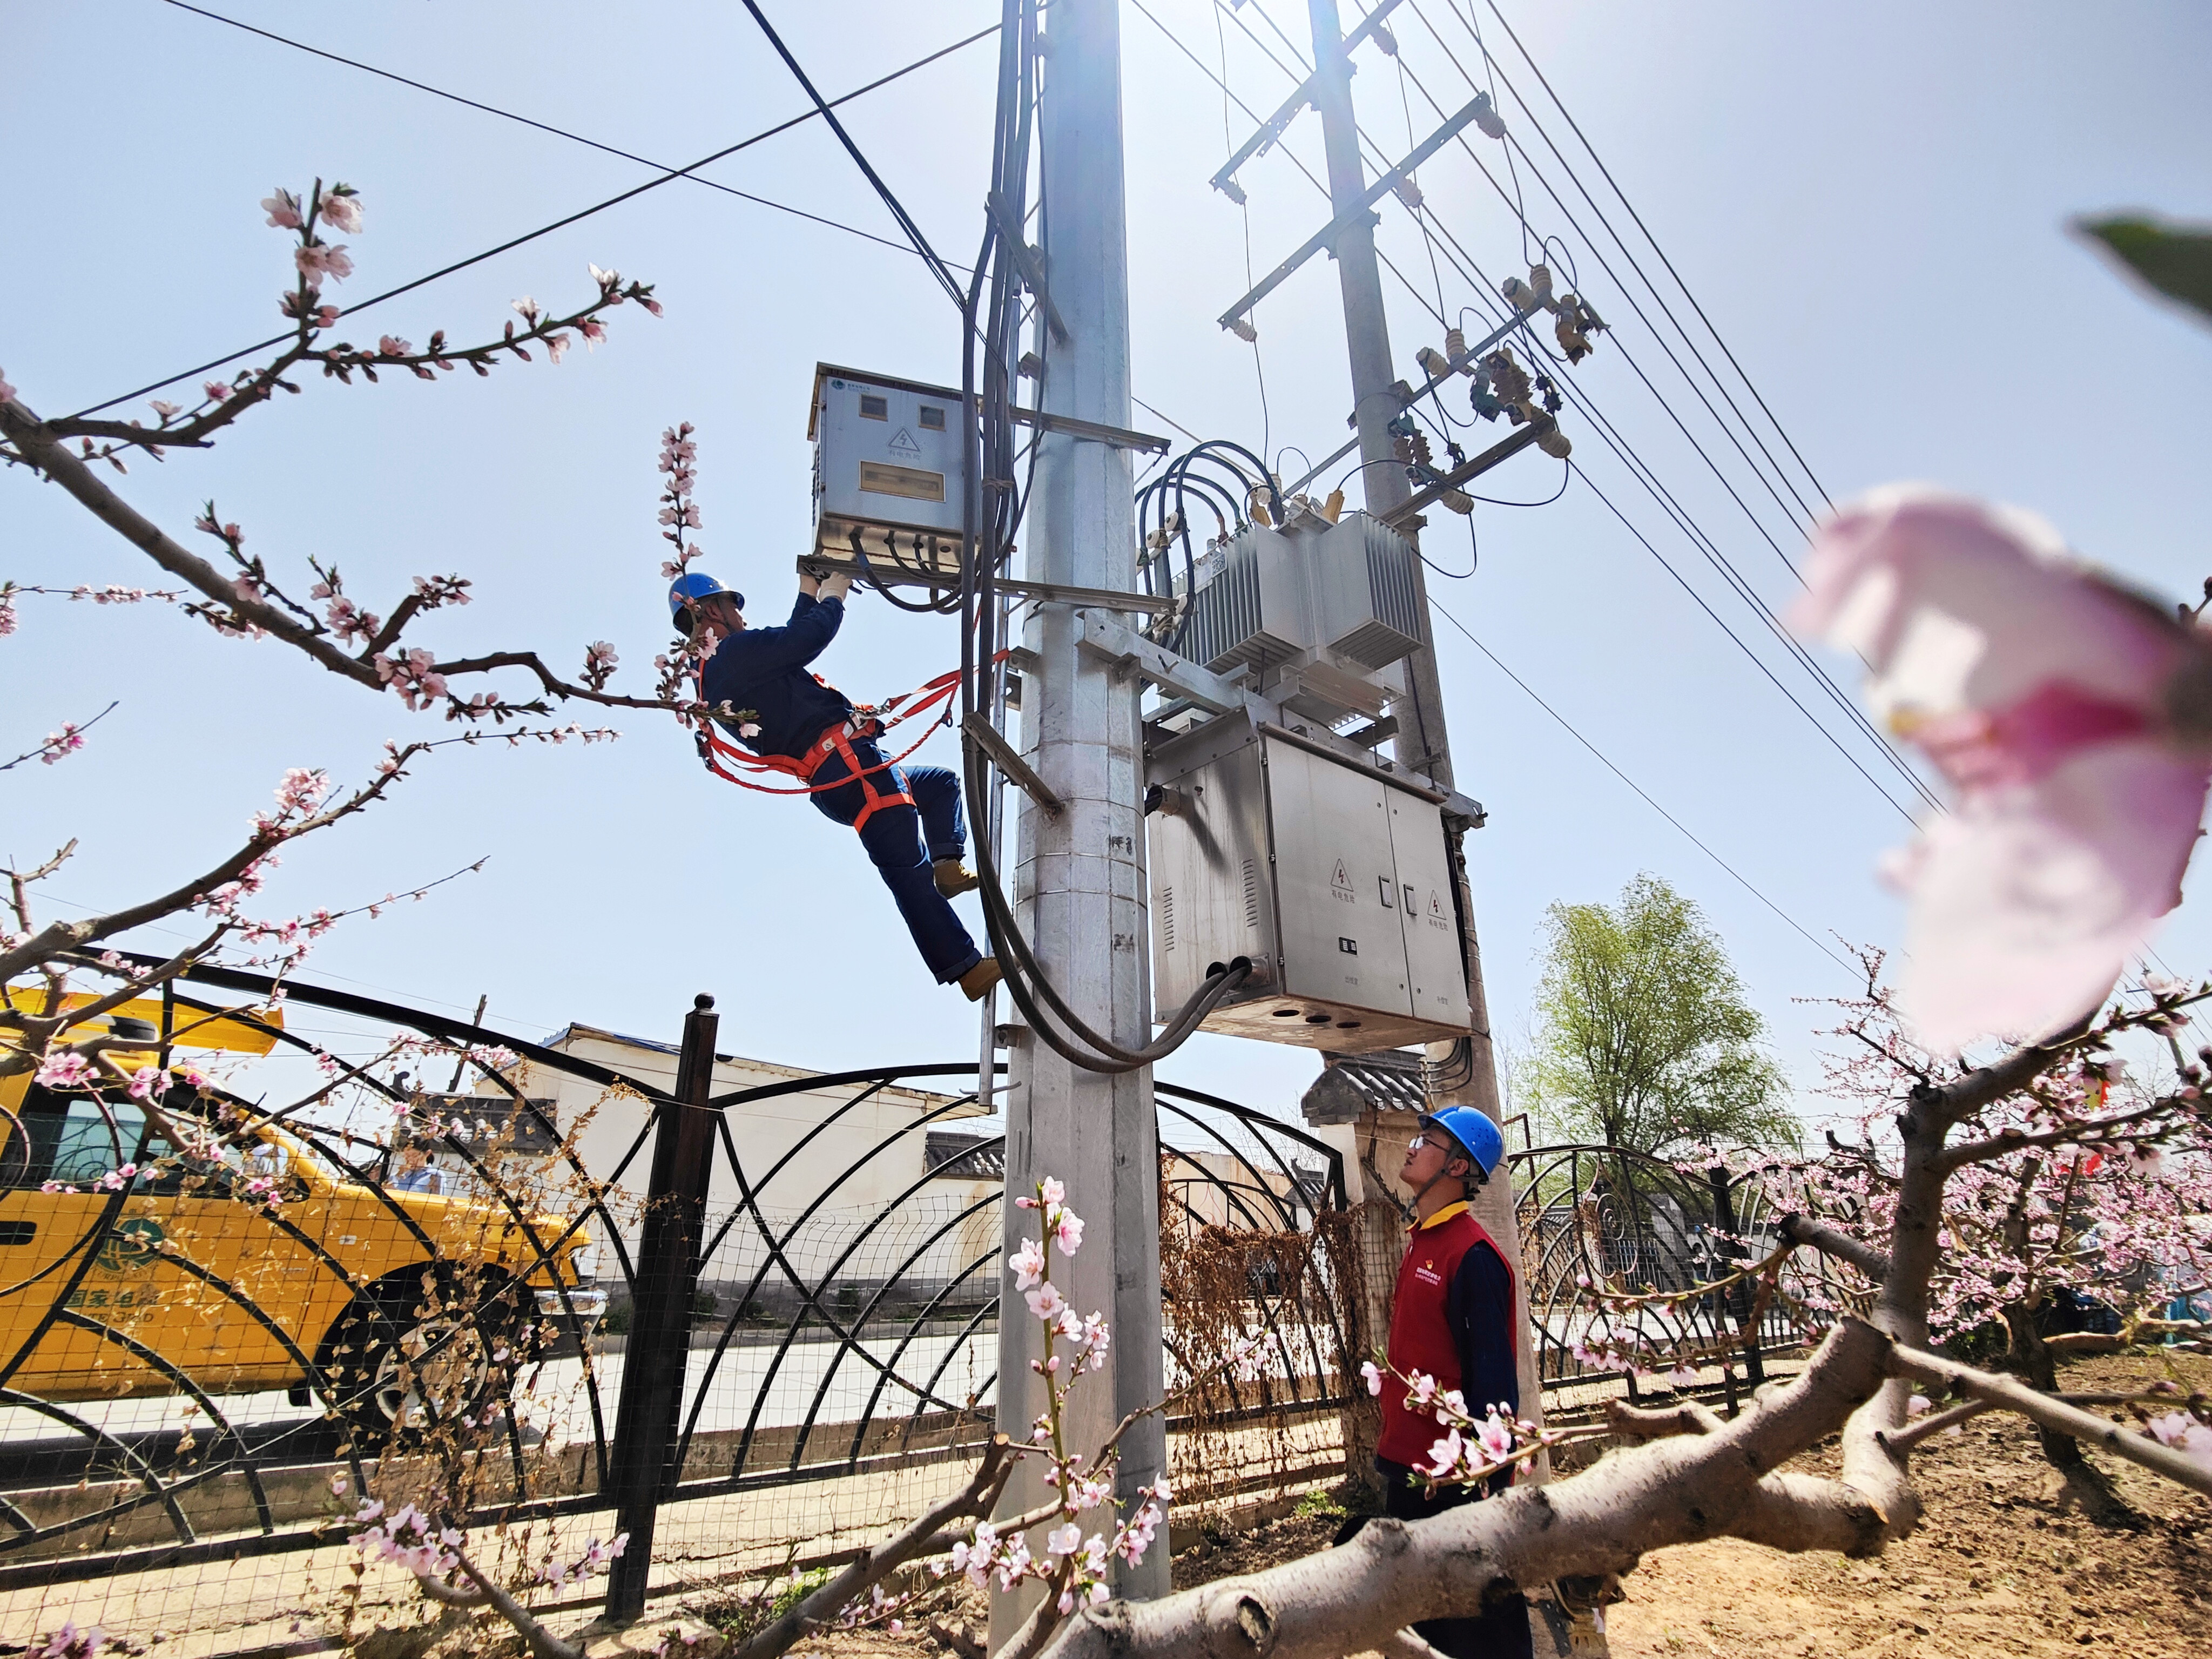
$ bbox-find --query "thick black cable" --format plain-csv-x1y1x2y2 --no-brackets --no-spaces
65,18,1000,419
736,0,967,313
161,0,976,274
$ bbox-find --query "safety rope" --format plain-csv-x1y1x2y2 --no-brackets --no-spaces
691,665,963,795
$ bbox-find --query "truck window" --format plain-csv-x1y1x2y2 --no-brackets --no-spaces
8,1088,173,1189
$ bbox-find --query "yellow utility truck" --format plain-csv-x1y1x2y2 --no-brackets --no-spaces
0,991,605,1444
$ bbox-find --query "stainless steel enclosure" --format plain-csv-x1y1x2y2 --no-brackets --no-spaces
1148,711,1471,1051
807,363,965,578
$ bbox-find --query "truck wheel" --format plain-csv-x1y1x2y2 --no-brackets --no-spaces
326,1284,521,1450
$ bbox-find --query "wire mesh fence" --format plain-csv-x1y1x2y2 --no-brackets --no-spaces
1,964,1362,1656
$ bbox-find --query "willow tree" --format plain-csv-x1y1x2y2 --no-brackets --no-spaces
1523,873,1797,1156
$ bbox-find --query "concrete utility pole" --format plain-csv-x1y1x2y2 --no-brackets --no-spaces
1303,0,1547,1450
993,0,1169,1640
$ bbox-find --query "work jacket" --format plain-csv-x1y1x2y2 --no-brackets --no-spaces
1376,1200,1520,1471
699,592,852,762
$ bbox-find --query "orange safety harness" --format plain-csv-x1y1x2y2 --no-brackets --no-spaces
691,660,988,836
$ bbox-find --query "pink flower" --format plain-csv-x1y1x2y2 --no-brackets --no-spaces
1053,1206,1085,1257
1360,1359,1384,1396
261,189,304,229
1473,1412,1515,1464
377,336,412,358
127,1066,168,1101
319,190,362,234
36,1052,93,1090
1038,1176,1066,1206
204,380,233,402
1791,488,2212,1051
1425,1428,1465,1479
295,243,353,283
1046,1523,1083,1557
1007,1237,1046,1290
1025,1280,1068,1321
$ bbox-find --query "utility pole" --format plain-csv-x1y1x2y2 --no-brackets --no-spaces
1304,0,1549,1465
993,0,1169,1641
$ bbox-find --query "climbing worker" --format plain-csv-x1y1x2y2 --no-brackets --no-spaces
671,568,1002,1000
1374,1105,1531,1659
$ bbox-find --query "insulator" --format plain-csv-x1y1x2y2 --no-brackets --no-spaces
1483,348,1532,409
1444,326,1467,365
1371,21,1399,55
1415,345,1452,382
1442,489,1473,516
1501,276,1537,313
1247,486,1274,527
1554,307,1593,364
1410,431,1435,469
1226,315,1258,344
1393,174,1424,212
1216,175,1248,207
1472,91,1506,141
1321,488,1346,523
1536,422,1573,460
1527,264,1555,306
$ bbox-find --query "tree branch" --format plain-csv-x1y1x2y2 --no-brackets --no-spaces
1777,1213,1890,1283
1033,1318,1896,1659
1,398,386,685
1886,1342,2212,1498
729,1435,1015,1659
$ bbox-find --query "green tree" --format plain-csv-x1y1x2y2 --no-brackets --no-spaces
1523,874,1797,1157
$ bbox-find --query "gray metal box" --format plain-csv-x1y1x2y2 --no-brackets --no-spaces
1148,711,1470,1053
808,363,965,582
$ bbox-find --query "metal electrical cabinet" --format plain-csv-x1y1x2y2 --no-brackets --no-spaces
1148,710,1469,1053
807,363,965,582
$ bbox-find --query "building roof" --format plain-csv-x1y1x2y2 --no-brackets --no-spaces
1299,1048,1428,1124
532,1022,981,1116
925,1130,1006,1181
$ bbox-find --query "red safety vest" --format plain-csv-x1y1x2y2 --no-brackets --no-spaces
1376,1201,1516,1468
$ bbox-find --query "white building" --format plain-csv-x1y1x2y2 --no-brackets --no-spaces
464,1024,999,1312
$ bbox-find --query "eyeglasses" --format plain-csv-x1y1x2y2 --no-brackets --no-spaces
1407,1132,1451,1154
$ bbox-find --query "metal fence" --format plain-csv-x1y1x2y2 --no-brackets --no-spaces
1507,1141,1814,1421
1,964,1356,1654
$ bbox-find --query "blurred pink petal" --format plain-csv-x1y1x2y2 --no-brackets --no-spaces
1792,487,2212,1051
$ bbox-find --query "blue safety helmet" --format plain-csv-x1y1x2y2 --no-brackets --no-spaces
668,571,744,632
1420,1106,1505,1182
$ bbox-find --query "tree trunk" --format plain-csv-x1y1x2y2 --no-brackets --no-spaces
2002,1296,2084,1473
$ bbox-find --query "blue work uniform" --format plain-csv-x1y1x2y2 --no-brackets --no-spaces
700,592,982,984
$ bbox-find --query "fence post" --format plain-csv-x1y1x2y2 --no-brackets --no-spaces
604,993,722,1623
1708,1165,1764,1387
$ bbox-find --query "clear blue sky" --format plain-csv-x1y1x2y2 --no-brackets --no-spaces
8,1,2211,1126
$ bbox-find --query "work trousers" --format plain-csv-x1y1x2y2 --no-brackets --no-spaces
1356,1460,1534,1659
810,741,982,984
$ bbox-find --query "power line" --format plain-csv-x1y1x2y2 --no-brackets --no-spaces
1142,3,1936,818
735,0,967,313
1404,0,1820,556
160,0,977,273
1470,0,1834,512
1424,592,1858,978
66,17,1002,420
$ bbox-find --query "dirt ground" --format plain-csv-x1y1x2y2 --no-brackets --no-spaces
710,1353,2212,1658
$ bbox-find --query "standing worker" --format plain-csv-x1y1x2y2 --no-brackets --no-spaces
671,568,1001,1000
1374,1106,1532,1659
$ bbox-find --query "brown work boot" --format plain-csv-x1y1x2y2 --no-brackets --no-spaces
934,858,980,897
957,957,1003,1001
